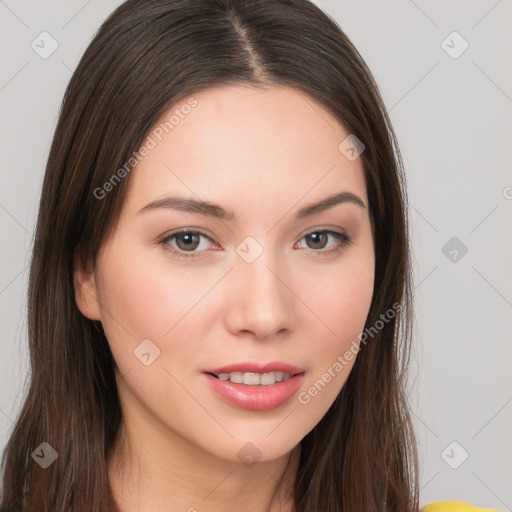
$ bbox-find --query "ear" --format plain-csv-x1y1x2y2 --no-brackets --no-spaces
73,252,102,321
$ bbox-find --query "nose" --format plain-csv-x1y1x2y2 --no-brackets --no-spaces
224,250,296,340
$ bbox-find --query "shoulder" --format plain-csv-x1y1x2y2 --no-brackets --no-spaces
422,501,501,512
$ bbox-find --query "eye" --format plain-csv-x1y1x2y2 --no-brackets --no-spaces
296,229,352,256
158,228,352,260
158,229,216,259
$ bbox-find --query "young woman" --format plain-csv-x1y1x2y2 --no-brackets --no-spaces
0,1,500,511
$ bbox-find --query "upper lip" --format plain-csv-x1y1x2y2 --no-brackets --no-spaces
203,361,305,376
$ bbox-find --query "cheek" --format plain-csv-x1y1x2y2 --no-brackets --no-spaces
293,253,374,416
96,245,205,343
305,255,374,349
96,257,163,339
305,278,372,387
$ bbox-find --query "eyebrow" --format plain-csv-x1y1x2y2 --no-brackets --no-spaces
136,191,366,221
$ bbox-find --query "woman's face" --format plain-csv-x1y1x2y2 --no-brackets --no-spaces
76,84,375,463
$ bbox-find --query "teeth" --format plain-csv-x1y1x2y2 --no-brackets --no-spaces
215,371,292,386
259,373,275,385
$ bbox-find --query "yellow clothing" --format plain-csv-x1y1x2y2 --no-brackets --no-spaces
423,501,501,512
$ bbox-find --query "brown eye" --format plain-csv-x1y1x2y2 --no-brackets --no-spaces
305,231,329,250
159,230,215,259
174,232,201,251
297,230,352,256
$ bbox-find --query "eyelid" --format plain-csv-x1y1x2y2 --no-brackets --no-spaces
157,228,218,251
300,225,349,238
157,227,217,244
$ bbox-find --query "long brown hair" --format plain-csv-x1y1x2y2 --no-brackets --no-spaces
0,0,419,510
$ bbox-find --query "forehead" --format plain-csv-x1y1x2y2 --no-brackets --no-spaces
124,84,367,215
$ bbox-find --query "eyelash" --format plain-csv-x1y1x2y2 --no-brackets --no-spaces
157,228,352,260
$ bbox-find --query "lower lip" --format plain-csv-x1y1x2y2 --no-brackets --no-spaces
202,372,305,411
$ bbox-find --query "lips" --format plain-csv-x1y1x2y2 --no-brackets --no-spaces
203,361,305,376
201,361,306,411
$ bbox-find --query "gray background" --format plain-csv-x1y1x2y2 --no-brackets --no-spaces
1,0,511,509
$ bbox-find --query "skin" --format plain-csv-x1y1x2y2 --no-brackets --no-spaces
74,84,375,512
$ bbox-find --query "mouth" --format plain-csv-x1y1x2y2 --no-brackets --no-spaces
201,361,306,411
